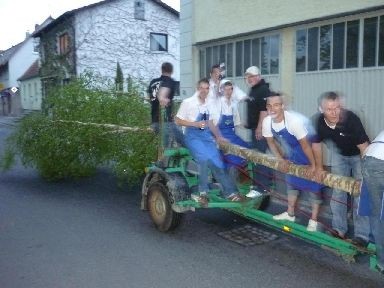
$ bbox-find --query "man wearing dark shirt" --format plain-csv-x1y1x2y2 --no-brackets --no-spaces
314,91,370,246
244,66,272,193
147,62,176,132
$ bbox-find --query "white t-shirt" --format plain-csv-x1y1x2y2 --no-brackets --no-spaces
176,92,219,125
365,130,384,160
219,97,241,126
262,110,308,140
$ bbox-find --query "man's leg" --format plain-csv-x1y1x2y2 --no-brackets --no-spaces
350,155,371,242
330,152,349,237
198,160,210,193
252,136,272,192
209,161,238,198
363,156,384,269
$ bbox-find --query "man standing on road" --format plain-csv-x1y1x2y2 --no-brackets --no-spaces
314,91,370,246
361,130,384,274
244,66,272,193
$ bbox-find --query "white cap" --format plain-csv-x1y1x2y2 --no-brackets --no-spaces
244,66,260,76
219,79,232,87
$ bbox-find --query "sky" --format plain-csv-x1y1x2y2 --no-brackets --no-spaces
0,0,180,51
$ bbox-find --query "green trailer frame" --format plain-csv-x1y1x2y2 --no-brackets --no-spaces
141,123,378,270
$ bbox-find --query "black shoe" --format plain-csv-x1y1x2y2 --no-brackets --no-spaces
351,237,369,248
326,229,345,239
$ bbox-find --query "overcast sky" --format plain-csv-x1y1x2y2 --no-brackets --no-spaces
0,0,180,51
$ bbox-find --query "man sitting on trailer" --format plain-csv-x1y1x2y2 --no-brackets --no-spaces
262,92,323,232
175,78,246,204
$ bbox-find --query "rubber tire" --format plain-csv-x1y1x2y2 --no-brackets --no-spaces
147,182,182,232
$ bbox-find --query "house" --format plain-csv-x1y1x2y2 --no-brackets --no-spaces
0,16,53,115
18,60,42,110
180,0,384,139
33,0,180,97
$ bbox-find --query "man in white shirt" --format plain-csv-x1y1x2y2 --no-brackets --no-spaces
262,93,323,231
175,78,246,204
362,130,384,274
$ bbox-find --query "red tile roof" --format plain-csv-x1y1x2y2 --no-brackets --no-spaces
18,60,39,81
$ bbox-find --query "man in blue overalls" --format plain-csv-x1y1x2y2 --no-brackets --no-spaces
175,78,245,205
262,93,323,231
216,80,250,182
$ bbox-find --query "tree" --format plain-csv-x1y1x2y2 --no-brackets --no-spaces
1,72,157,184
115,61,124,93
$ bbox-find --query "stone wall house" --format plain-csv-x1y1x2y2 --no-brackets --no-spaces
33,0,180,97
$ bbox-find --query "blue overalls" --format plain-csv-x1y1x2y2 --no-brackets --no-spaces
184,110,237,196
271,121,322,193
217,112,250,168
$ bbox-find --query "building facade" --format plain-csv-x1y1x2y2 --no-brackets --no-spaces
180,0,384,138
34,0,180,97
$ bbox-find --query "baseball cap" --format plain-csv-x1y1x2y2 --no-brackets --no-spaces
219,79,232,87
244,66,260,76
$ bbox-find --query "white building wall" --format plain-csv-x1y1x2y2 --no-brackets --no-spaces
179,0,194,98
8,38,38,88
74,0,179,95
20,77,42,110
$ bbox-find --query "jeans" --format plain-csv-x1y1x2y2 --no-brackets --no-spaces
160,122,185,148
362,156,384,267
249,130,273,192
330,152,370,240
198,159,238,198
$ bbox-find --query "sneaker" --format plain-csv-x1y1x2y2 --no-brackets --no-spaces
326,228,345,239
273,212,295,222
307,219,318,232
246,189,263,198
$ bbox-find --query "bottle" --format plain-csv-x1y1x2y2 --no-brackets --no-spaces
200,112,207,130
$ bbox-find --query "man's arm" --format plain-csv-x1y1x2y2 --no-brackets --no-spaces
357,141,369,157
175,116,200,128
298,137,316,171
256,111,268,140
265,137,284,159
158,87,171,107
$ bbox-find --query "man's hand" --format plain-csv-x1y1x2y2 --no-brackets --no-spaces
158,94,170,107
255,127,263,140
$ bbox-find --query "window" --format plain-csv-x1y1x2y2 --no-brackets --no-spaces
150,33,167,52
33,38,40,53
199,34,280,78
134,0,145,20
58,33,70,55
296,14,384,71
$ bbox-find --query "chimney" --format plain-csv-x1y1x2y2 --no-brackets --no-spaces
35,24,39,31
26,30,31,39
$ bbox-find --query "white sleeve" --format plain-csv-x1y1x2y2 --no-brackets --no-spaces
233,106,241,126
208,102,220,125
176,100,189,121
233,86,247,101
289,117,308,140
262,116,273,138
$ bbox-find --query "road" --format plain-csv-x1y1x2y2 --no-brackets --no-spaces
1,117,383,288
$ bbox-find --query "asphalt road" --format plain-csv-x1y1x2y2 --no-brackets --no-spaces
1,118,383,288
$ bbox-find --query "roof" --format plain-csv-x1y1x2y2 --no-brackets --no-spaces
0,42,24,67
18,60,40,81
0,16,53,68
33,0,179,37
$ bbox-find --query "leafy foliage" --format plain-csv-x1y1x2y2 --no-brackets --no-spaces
1,72,158,184
115,61,124,92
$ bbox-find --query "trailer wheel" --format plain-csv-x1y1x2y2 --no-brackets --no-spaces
147,181,182,232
